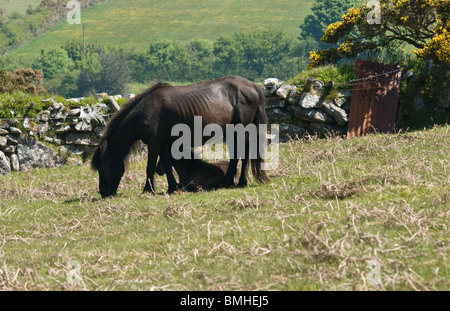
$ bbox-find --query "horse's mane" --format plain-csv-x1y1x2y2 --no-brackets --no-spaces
92,82,171,170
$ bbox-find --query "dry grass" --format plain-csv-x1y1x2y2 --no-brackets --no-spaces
0,126,449,291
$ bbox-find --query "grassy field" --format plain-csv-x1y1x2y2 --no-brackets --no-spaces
3,0,314,67
0,0,41,14
0,126,448,291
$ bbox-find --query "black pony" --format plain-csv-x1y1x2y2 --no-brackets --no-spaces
92,76,268,197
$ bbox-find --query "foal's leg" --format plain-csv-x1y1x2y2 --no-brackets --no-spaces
144,145,159,194
159,143,179,194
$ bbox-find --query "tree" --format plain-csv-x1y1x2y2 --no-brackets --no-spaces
299,0,363,48
189,39,215,80
309,0,450,67
309,0,450,126
77,51,102,95
32,47,74,79
98,51,130,95
233,30,292,79
147,39,190,81
213,36,242,77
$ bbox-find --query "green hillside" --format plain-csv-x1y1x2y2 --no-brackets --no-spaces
2,0,314,67
0,0,41,14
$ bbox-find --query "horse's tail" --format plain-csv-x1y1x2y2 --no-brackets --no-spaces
251,85,270,184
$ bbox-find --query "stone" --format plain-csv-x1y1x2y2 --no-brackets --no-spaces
264,78,280,87
17,137,66,171
276,84,297,99
10,154,19,171
124,94,135,100
312,79,325,92
266,108,290,123
295,107,335,124
8,119,19,126
8,127,22,136
6,135,19,145
3,145,16,154
299,93,322,109
42,98,56,104
60,145,84,156
334,97,346,107
53,138,64,145
53,108,68,120
65,133,95,146
68,108,81,116
44,136,54,143
0,136,7,149
95,93,108,100
264,78,283,96
280,123,307,138
66,98,81,103
74,121,93,132
55,125,71,134
23,118,30,129
92,103,110,114
0,151,11,175
0,122,10,130
37,122,49,136
69,118,79,126
40,110,51,122
52,102,63,110
108,96,121,111
320,101,348,127
0,129,8,135
266,98,285,109
309,122,342,134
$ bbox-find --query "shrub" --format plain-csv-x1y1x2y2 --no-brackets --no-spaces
0,68,46,95
289,64,356,89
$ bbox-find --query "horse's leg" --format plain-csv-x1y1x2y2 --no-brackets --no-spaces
144,144,159,194
237,139,249,188
221,132,239,188
159,143,179,194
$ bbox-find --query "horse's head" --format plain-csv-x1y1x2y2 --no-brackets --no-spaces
92,139,125,198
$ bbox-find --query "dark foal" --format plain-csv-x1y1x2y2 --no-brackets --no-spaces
156,156,239,192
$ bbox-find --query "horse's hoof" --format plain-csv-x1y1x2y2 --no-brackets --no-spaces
237,182,247,188
219,181,235,188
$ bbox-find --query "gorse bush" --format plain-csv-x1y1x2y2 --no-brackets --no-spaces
0,68,46,95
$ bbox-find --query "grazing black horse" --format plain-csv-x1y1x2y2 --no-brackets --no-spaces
155,154,239,192
92,75,268,198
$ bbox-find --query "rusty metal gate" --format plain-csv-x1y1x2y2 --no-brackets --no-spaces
347,59,402,138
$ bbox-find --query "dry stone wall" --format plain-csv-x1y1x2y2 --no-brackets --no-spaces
263,78,351,140
0,95,123,175
0,82,352,176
